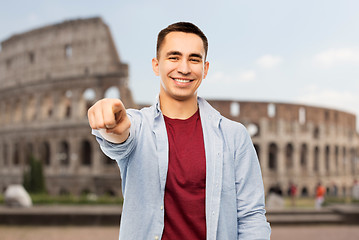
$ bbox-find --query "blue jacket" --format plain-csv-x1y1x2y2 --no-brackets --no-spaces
93,97,271,240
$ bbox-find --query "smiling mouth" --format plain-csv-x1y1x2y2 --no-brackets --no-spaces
171,78,194,83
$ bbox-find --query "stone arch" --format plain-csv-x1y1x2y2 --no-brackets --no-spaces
3,101,11,124
25,142,34,165
350,148,356,175
300,186,309,197
3,142,8,166
269,184,283,196
342,147,347,174
300,143,308,170
58,141,70,166
0,101,6,124
313,126,320,139
285,143,294,169
326,186,330,194
335,146,339,175
104,86,120,99
41,94,54,119
13,99,22,123
25,95,36,122
6,101,12,124
314,146,320,173
80,88,97,117
325,145,330,174
40,141,51,166
329,183,339,197
13,142,20,165
58,90,72,119
268,143,278,170
342,185,347,197
81,139,92,166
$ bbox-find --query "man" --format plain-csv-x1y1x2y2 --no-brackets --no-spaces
88,22,271,240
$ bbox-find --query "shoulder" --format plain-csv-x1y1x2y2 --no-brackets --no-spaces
219,115,250,146
126,103,159,128
126,104,156,118
198,97,248,136
198,97,251,147
220,115,247,134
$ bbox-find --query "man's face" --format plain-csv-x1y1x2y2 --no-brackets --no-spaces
152,32,209,102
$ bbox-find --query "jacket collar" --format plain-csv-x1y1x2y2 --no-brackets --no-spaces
153,96,222,124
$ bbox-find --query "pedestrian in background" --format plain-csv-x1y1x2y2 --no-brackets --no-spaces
315,182,326,209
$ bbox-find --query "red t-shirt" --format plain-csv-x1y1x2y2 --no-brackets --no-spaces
162,110,206,240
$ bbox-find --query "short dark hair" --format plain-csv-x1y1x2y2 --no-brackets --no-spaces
156,22,208,59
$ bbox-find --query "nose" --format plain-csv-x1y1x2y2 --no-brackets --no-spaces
177,59,191,75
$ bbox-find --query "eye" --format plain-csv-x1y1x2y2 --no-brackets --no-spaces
168,56,179,61
190,58,201,63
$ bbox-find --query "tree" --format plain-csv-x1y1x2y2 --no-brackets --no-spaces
23,156,46,193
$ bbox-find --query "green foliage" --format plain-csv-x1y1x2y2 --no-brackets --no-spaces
23,156,46,194
323,197,350,206
29,193,123,205
283,197,315,208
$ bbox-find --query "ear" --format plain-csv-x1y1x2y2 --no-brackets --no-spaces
203,61,209,79
152,58,159,76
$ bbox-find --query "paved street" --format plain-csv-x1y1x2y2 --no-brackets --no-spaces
1,225,359,240
271,225,359,240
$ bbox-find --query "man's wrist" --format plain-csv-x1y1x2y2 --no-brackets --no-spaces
98,128,130,144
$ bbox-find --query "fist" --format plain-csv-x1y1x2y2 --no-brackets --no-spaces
88,98,131,143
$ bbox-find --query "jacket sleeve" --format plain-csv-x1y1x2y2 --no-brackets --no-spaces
235,128,271,240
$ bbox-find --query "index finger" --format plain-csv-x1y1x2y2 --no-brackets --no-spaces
102,100,125,129
112,101,124,114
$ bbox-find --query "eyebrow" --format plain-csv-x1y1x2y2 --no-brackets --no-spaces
166,51,182,57
166,51,203,59
189,53,203,59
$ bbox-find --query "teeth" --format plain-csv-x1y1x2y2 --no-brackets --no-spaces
174,78,191,83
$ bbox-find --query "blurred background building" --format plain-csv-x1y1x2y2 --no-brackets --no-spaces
0,17,136,196
0,17,358,198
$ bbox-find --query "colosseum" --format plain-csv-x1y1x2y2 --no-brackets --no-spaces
0,17,358,198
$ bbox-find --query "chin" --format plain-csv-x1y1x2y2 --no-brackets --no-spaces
172,94,197,102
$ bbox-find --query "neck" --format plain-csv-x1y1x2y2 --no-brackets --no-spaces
159,93,198,119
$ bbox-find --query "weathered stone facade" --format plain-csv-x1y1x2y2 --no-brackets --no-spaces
0,17,358,198
208,100,359,197
0,17,136,196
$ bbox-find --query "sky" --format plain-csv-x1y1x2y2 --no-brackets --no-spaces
1,0,359,130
